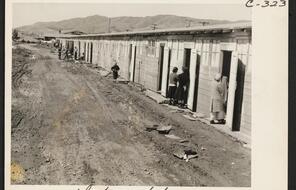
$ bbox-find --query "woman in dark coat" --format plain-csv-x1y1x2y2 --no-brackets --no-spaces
174,66,190,108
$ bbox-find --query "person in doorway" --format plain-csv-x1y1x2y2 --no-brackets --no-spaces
216,76,228,124
74,47,78,60
168,67,178,105
80,52,85,61
210,73,226,124
58,46,62,60
221,76,229,112
174,66,190,108
111,59,120,82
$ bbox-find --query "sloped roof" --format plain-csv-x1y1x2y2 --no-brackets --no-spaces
58,21,251,39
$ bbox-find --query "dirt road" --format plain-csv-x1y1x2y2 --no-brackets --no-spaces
11,43,251,186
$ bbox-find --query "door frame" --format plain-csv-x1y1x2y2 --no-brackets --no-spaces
183,42,195,110
220,42,238,130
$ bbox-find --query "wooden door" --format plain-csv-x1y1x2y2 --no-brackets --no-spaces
232,60,246,131
129,45,136,82
187,49,197,110
226,51,238,128
157,45,165,91
161,47,170,96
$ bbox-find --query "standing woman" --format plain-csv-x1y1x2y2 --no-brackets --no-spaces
217,76,228,124
210,73,225,124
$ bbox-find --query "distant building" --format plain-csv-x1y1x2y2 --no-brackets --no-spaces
43,30,85,41
57,22,252,143
62,30,86,35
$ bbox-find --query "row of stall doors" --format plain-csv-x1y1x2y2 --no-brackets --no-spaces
127,44,245,131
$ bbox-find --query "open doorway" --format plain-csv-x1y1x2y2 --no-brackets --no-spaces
68,41,74,55
90,42,93,64
183,48,191,105
183,48,191,68
166,49,172,97
157,44,165,91
78,41,81,57
221,50,232,114
192,54,201,112
232,60,246,131
221,51,232,78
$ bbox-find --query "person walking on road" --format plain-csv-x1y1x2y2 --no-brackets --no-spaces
63,48,69,60
74,47,78,60
111,59,120,82
168,67,178,105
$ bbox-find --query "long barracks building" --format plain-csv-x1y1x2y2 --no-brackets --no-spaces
58,22,252,143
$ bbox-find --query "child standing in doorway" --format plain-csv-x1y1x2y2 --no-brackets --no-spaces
168,67,178,105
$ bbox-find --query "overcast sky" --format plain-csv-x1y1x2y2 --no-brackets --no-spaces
13,3,251,28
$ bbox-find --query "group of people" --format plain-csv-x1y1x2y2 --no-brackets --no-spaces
58,46,85,61
209,73,228,124
168,66,228,125
167,66,190,108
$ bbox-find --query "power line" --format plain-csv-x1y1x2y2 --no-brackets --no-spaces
108,18,111,33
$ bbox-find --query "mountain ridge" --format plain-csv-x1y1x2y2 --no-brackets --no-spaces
16,14,250,35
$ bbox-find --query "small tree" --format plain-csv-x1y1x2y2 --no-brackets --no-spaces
12,29,19,41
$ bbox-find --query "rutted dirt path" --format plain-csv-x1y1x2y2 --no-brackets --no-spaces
11,43,251,186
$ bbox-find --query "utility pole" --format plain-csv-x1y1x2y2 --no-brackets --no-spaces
186,19,193,27
199,21,210,26
151,24,157,30
108,18,111,33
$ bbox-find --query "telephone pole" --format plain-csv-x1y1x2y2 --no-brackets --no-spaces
186,19,193,27
151,24,157,30
199,21,210,26
108,18,111,33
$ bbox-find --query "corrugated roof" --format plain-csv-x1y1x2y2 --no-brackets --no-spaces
58,21,251,39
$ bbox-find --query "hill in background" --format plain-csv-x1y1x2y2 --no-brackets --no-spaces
16,14,249,36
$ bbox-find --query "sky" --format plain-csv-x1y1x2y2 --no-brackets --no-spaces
13,3,251,28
